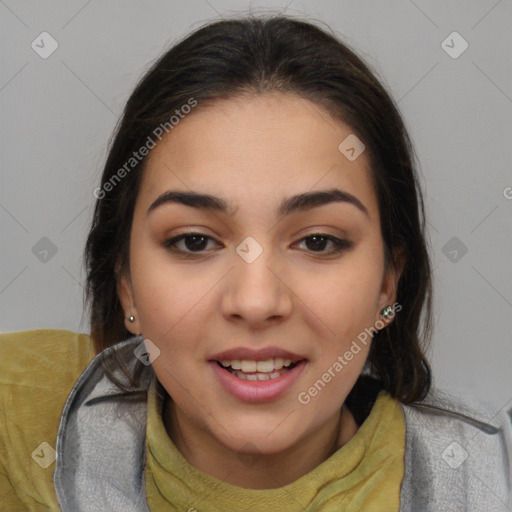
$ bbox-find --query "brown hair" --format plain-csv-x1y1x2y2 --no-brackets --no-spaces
83,14,433,403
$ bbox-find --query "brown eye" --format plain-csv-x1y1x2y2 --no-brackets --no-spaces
296,234,353,255
162,232,352,258
163,232,219,255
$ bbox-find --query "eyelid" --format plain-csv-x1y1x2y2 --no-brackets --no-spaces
162,231,352,257
162,231,219,251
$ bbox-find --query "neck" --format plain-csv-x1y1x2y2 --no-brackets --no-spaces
161,391,360,490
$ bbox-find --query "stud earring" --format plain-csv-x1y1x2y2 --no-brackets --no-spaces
380,305,394,319
128,315,135,323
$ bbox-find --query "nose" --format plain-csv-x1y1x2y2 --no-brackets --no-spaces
221,247,292,327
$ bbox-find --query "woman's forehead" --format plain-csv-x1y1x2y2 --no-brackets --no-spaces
139,93,378,220
149,92,351,156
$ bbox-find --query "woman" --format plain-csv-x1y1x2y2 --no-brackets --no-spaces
1,14,510,512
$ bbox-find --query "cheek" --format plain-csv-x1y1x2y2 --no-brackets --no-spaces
134,279,206,349
128,241,198,341
129,249,216,369
297,259,383,341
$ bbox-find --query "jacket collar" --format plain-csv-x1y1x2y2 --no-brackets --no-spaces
54,335,152,512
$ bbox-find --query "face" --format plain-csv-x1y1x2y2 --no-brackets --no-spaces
118,92,402,457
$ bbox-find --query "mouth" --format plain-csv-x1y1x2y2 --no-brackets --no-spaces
214,358,305,381
210,358,308,403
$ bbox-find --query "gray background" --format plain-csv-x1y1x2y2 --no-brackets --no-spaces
1,0,511,412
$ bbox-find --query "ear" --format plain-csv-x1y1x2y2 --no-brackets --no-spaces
116,261,142,335
376,246,406,326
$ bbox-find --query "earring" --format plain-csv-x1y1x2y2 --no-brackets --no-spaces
128,315,135,323
380,305,394,319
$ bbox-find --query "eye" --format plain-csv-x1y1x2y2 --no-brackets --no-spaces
162,232,353,257
295,233,353,255
163,232,219,256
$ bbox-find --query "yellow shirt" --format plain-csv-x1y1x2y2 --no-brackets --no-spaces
0,329,406,511
0,329,95,511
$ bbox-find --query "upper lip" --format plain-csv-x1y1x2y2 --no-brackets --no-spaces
209,346,307,362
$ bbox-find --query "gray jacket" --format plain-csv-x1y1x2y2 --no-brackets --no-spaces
53,335,512,511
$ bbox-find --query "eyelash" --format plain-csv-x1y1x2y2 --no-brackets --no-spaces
162,232,353,257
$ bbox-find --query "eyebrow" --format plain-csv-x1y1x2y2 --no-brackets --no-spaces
146,188,370,219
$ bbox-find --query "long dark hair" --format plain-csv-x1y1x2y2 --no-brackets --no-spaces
83,14,433,404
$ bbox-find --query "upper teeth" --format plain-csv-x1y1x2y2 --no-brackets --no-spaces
220,358,294,373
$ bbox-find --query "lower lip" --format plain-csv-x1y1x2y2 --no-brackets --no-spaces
209,360,307,403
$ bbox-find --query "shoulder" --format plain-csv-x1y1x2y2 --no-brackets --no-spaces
0,327,96,428
0,328,94,372
0,327,96,405
400,387,512,511
0,328,96,510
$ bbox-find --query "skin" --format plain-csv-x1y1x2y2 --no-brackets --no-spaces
118,91,404,489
